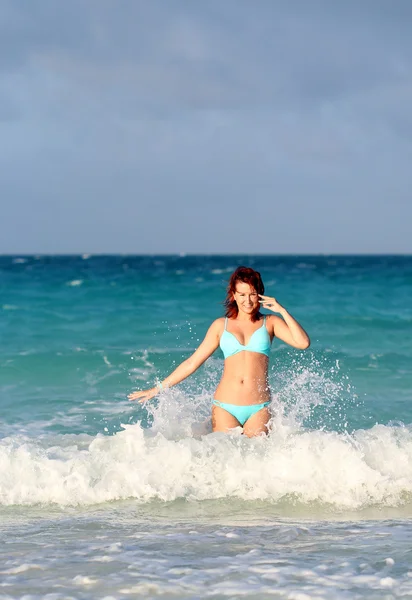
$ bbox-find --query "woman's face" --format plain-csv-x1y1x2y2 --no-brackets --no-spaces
233,281,259,315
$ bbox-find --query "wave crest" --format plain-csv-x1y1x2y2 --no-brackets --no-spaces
1,419,412,509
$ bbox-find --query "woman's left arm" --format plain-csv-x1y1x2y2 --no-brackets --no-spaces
259,295,310,350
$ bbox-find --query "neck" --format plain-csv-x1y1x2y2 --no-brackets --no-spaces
236,311,261,322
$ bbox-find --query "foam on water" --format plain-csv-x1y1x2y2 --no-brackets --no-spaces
2,513,412,598
1,384,412,509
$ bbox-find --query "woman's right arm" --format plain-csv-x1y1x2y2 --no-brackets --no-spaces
127,318,223,403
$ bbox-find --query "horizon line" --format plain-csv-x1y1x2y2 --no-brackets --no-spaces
1,252,412,257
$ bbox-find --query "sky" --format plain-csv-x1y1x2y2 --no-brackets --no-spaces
1,0,411,254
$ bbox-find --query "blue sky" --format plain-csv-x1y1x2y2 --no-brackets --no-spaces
1,0,411,253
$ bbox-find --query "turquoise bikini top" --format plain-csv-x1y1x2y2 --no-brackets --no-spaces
219,316,272,359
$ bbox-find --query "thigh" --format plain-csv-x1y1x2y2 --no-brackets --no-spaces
212,405,241,432
242,407,270,438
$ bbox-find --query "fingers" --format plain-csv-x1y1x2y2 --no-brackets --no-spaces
128,391,147,401
127,387,157,404
259,294,276,302
259,295,280,312
259,296,279,311
129,394,149,404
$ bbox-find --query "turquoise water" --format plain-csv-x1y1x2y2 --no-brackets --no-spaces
1,255,412,598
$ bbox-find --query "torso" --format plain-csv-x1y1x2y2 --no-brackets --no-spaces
214,315,273,406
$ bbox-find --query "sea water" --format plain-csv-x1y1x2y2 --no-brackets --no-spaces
1,255,412,599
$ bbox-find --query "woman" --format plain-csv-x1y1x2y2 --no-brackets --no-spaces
128,266,310,437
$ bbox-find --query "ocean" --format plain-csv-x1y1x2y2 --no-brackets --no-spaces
1,254,412,599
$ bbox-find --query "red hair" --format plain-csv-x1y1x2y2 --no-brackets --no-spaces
224,266,264,322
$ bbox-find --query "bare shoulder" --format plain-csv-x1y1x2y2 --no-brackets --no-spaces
266,314,283,323
265,314,283,334
213,317,226,331
208,317,225,335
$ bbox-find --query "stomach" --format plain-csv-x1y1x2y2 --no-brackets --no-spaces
214,352,270,405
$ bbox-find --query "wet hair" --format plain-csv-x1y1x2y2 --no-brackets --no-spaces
224,266,264,322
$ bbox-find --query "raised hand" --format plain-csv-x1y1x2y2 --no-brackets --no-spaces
127,387,159,403
258,294,284,314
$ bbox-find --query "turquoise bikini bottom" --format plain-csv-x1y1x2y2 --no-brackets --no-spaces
212,399,271,426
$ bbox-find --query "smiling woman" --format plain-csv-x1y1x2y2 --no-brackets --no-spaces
128,266,310,436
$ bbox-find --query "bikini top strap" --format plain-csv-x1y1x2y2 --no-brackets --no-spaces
263,315,266,325
224,317,228,330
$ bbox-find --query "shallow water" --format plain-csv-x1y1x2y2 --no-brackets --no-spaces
1,255,412,598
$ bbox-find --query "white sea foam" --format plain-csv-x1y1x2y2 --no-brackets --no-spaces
1,392,412,509
211,267,235,274
1,563,44,575
67,279,83,286
2,304,19,310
